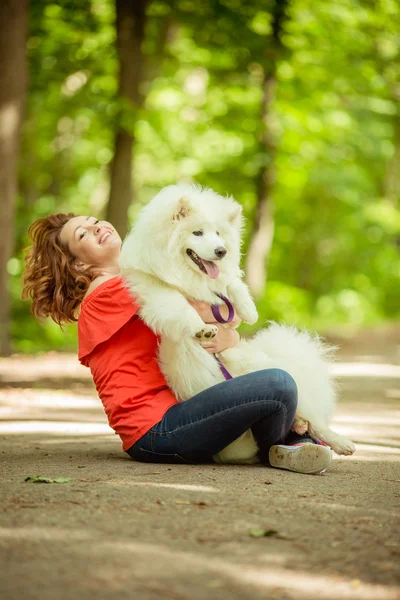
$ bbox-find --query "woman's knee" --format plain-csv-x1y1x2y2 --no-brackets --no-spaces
264,368,298,410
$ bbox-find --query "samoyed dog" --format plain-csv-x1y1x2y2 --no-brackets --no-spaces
119,184,355,463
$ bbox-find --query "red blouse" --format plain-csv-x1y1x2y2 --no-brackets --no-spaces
78,276,178,451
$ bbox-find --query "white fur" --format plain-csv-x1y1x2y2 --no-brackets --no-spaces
120,184,356,463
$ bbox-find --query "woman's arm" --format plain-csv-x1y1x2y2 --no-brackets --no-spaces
189,300,241,353
187,300,242,329
198,324,240,354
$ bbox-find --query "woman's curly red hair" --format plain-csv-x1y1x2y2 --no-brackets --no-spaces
22,213,95,326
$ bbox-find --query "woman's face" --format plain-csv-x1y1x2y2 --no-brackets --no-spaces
59,216,122,267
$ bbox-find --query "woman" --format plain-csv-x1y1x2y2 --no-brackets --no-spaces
22,213,332,474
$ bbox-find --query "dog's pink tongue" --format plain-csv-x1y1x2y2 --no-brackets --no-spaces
201,259,220,279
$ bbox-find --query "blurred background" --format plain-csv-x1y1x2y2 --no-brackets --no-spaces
1,0,399,356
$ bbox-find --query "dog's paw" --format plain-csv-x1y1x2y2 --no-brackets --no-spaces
291,417,309,435
194,324,218,341
330,438,356,456
237,302,258,325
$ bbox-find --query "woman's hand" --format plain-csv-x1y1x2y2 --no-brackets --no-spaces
198,324,240,354
188,300,242,328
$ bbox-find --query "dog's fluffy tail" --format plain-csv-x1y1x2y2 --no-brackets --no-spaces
249,322,338,422
252,321,337,362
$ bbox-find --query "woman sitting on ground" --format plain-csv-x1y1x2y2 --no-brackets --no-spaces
22,213,332,474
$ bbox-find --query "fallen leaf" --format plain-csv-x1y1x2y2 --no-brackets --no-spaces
24,476,72,484
249,529,278,538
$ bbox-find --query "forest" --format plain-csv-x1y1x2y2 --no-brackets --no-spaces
1,0,399,355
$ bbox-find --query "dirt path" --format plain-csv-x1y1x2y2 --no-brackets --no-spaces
1,328,399,600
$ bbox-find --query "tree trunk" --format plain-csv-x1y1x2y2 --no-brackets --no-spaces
244,1,288,300
106,0,147,240
383,118,400,204
244,72,277,299
0,0,29,356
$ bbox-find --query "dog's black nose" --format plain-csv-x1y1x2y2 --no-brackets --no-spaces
214,246,227,259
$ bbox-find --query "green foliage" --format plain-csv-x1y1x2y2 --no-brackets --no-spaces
12,0,400,352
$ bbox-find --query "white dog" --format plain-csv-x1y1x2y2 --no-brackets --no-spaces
119,184,355,463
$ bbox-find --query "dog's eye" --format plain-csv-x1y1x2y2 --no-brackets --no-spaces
193,230,203,236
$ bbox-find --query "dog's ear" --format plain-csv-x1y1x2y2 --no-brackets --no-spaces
228,203,242,228
173,196,192,221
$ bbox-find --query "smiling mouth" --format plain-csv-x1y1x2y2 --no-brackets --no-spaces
99,230,113,244
186,249,220,279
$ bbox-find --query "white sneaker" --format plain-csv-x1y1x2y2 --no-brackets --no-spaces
269,443,332,475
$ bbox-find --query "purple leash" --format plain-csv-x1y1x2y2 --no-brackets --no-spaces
214,356,233,380
211,294,234,380
211,293,235,324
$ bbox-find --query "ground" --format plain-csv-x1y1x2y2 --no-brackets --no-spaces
0,327,399,600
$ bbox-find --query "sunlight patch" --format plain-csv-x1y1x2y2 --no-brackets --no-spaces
0,421,112,436
104,481,220,493
331,362,400,378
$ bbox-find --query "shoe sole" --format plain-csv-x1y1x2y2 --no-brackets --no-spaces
269,443,332,475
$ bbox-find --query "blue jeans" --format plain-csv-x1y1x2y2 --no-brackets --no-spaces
127,368,302,465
